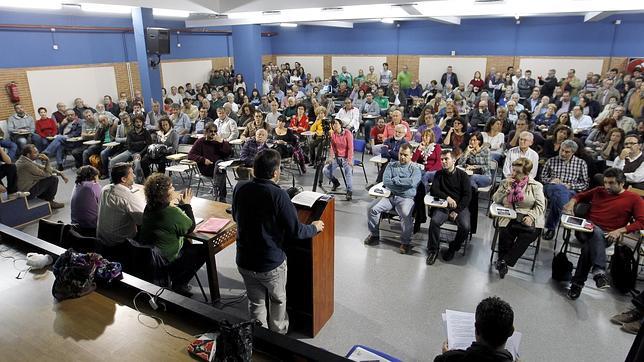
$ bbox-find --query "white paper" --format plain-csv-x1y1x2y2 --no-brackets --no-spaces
217,158,240,169
291,191,324,207
444,310,521,361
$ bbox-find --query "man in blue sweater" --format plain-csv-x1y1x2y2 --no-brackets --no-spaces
232,149,324,334
366,143,421,254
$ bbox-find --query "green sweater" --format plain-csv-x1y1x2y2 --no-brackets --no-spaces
375,96,390,110
397,71,412,89
140,205,193,262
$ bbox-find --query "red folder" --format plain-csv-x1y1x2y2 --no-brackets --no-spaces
196,218,230,234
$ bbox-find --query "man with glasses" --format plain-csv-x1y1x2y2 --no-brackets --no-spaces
541,139,589,240
187,122,231,202
506,115,544,151
467,100,491,132
612,106,636,134
365,143,421,254
612,135,644,190
503,131,539,179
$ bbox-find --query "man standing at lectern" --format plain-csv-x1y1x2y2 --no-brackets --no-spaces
232,149,324,334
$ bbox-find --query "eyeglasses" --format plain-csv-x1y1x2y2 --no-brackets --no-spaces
625,142,638,146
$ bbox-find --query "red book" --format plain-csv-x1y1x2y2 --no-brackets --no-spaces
195,218,230,234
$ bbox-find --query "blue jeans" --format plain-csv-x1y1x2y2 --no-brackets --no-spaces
421,170,437,189
14,133,44,151
42,136,73,166
323,157,352,192
363,119,374,142
544,183,576,230
367,196,415,245
470,174,492,189
0,139,18,160
572,226,609,286
109,150,133,172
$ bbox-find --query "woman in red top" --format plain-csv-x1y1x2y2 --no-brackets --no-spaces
412,129,442,186
289,104,309,134
469,71,485,89
35,107,58,139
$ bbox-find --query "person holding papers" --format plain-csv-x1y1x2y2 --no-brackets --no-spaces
491,158,545,278
434,296,515,362
233,149,324,334
365,144,421,254
426,150,472,265
140,174,204,297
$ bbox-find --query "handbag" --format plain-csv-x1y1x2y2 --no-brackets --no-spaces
507,213,536,234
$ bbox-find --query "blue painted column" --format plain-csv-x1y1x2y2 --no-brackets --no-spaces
232,25,263,94
132,7,162,111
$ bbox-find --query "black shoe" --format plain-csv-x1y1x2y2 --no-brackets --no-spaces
426,251,438,265
543,229,555,240
172,284,193,297
399,244,412,254
594,273,610,289
567,283,583,300
364,234,379,246
496,260,508,279
331,178,341,191
346,191,352,201
57,164,64,172
441,249,455,261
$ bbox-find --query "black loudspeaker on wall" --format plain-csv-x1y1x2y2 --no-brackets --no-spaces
146,27,170,55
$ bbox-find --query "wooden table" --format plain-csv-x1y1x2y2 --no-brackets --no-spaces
0,269,194,361
186,197,237,304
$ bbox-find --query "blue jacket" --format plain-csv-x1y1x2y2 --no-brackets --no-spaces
381,137,409,160
232,178,318,272
383,161,422,199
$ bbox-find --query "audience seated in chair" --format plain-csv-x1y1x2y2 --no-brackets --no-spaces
7,103,44,151
139,174,206,296
456,132,491,189
15,144,67,209
0,147,29,199
426,150,472,265
563,168,644,300
141,116,178,179
612,134,644,190
503,131,539,179
170,103,192,144
187,122,232,202
541,139,589,240
412,129,442,187
492,158,545,278
109,114,152,183
365,143,421,254
70,165,101,236
82,114,117,178
42,109,83,171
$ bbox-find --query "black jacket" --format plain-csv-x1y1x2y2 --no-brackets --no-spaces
430,167,472,213
126,128,152,154
434,342,513,362
441,72,459,87
232,178,318,272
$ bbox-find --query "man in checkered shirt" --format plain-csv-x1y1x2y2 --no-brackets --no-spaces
541,139,589,240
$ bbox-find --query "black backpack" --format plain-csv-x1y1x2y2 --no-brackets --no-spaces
552,251,573,282
610,245,639,294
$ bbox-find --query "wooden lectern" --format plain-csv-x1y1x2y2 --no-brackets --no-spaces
286,196,335,337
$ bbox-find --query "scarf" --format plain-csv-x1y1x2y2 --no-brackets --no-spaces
507,176,529,205
420,143,436,161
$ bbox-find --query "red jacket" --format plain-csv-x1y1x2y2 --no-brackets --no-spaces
574,187,644,233
289,114,309,134
329,129,354,164
36,117,58,138
412,143,442,172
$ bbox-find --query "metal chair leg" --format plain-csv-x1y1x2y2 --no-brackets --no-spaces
194,272,208,303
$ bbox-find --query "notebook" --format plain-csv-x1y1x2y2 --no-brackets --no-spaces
195,218,230,234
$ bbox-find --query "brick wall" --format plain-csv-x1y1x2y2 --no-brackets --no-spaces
0,68,33,121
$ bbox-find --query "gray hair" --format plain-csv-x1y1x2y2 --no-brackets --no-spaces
519,131,533,141
561,139,578,152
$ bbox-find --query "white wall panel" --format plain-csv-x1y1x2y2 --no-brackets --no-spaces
161,60,213,89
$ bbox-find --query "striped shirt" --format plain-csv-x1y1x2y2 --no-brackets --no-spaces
541,155,589,192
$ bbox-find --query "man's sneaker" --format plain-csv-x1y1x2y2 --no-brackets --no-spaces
426,250,438,265
441,249,456,261
364,234,379,246
331,178,341,191
622,320,642,335
543,229,555,240
346,191,352,201
594,273,610,289
567,283,583,300
49,201,64,209
611,309,642,325
399,244,412,255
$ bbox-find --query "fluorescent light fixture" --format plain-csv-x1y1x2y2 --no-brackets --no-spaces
81,3,132,14
381,18,395,24
279,23,298,27
153,8,190,18
0,0,62,10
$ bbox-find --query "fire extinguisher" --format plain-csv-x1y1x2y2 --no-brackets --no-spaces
5,82,20,103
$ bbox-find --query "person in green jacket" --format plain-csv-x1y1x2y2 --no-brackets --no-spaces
374,88,390,114
140,173,205,296
397,65,412,90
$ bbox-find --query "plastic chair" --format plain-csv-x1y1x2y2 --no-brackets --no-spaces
353,139,369,183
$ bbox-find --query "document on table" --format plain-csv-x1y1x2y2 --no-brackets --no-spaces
443,309,521,360
291,191,324,207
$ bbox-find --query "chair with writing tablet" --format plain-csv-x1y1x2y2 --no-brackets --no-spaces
477,159,498,215
353,139,369,183
488,203,542,273
424,194,472,256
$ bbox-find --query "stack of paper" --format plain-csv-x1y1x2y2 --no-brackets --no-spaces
195,218,230,234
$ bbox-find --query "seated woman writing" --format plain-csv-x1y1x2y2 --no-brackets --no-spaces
139,174,206,296
491,157,545,278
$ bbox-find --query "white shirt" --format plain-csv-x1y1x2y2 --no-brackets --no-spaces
482,132,505,151
97,183,145,247
335,107,360,131
570,114,593,132
214,117,239,141
503,146,539,179
169,93,183,105
613,152,644,184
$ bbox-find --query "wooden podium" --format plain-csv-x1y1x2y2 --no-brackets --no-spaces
286,196,335,337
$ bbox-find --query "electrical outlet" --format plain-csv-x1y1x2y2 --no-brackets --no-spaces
451,50,456,56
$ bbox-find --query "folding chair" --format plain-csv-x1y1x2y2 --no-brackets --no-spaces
489,222,542,273
478,159,498,214
353,139,369,183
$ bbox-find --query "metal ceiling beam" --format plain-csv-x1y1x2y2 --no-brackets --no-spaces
583,11,615,22
304,21,354,28
427,16,461,25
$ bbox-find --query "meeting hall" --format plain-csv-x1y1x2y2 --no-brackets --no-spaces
1,0,644,361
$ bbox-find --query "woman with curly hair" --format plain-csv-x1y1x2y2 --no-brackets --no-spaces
139,174,205,296
70,165,101,236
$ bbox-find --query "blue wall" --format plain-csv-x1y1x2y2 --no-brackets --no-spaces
266,14,644,57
